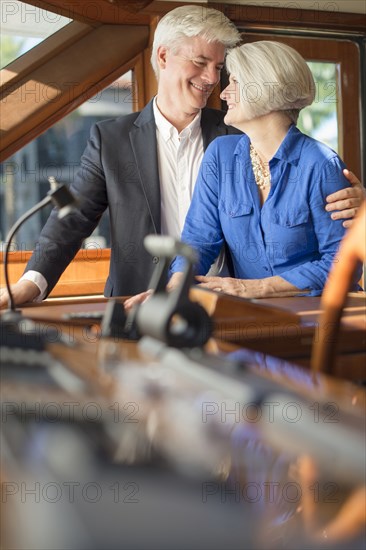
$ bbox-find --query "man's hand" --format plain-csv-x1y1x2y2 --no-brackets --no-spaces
326,169,365,228
123,273,184,312
123,289,153,312
0,280,40,310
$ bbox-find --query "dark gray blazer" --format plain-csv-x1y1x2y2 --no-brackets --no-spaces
26,100,240,296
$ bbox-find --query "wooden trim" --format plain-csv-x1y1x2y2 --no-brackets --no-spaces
206,83,222,110
23,0,152,25
0,249,111,263
0,249,110,297
23,2,366,33
0,22,94,89
142,15,159,103
0,24,149,162
143,2,192,17
219,3,366,34
49,280,106,297
134,55,146,111
123,1,366,32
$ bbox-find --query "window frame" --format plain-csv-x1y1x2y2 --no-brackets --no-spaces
0,21,149,161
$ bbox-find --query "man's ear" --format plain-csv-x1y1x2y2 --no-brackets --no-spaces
157,45,168,70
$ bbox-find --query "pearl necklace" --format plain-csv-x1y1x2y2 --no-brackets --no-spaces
250,144,270,190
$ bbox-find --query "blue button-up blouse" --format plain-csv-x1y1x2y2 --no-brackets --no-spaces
171,125,360,296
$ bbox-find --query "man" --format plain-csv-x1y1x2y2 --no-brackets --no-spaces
0,6,363,308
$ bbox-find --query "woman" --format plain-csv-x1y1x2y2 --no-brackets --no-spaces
168,40,361,298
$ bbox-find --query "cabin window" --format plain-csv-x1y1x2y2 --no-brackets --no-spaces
297,61,338,153
0,72,135,251
0,0,71,69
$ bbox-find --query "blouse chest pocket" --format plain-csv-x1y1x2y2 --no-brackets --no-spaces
270,207,310,228
267,207,312,260
219,201,253,218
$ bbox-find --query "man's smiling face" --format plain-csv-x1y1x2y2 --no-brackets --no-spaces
157,36,226,117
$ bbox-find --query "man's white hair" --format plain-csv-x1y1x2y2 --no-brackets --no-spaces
151,5,240,78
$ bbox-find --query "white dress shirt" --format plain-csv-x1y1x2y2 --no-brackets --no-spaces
153,98,204,238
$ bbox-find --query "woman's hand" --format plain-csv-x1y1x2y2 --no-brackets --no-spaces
326,169,365,228
196,275,302,299
196,276,267,298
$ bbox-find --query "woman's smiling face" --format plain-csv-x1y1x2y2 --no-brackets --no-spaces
220,74,249,129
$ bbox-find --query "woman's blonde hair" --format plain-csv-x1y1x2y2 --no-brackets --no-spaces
225,41,315,123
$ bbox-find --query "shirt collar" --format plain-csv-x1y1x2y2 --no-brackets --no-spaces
153,96,201,143
271,124,305,165
235,124,305,166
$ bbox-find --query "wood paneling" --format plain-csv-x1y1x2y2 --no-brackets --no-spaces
221,3,366,33
0,249,110,297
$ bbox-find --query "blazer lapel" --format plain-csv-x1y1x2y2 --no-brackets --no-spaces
129,101,161,233
201,108,228,151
